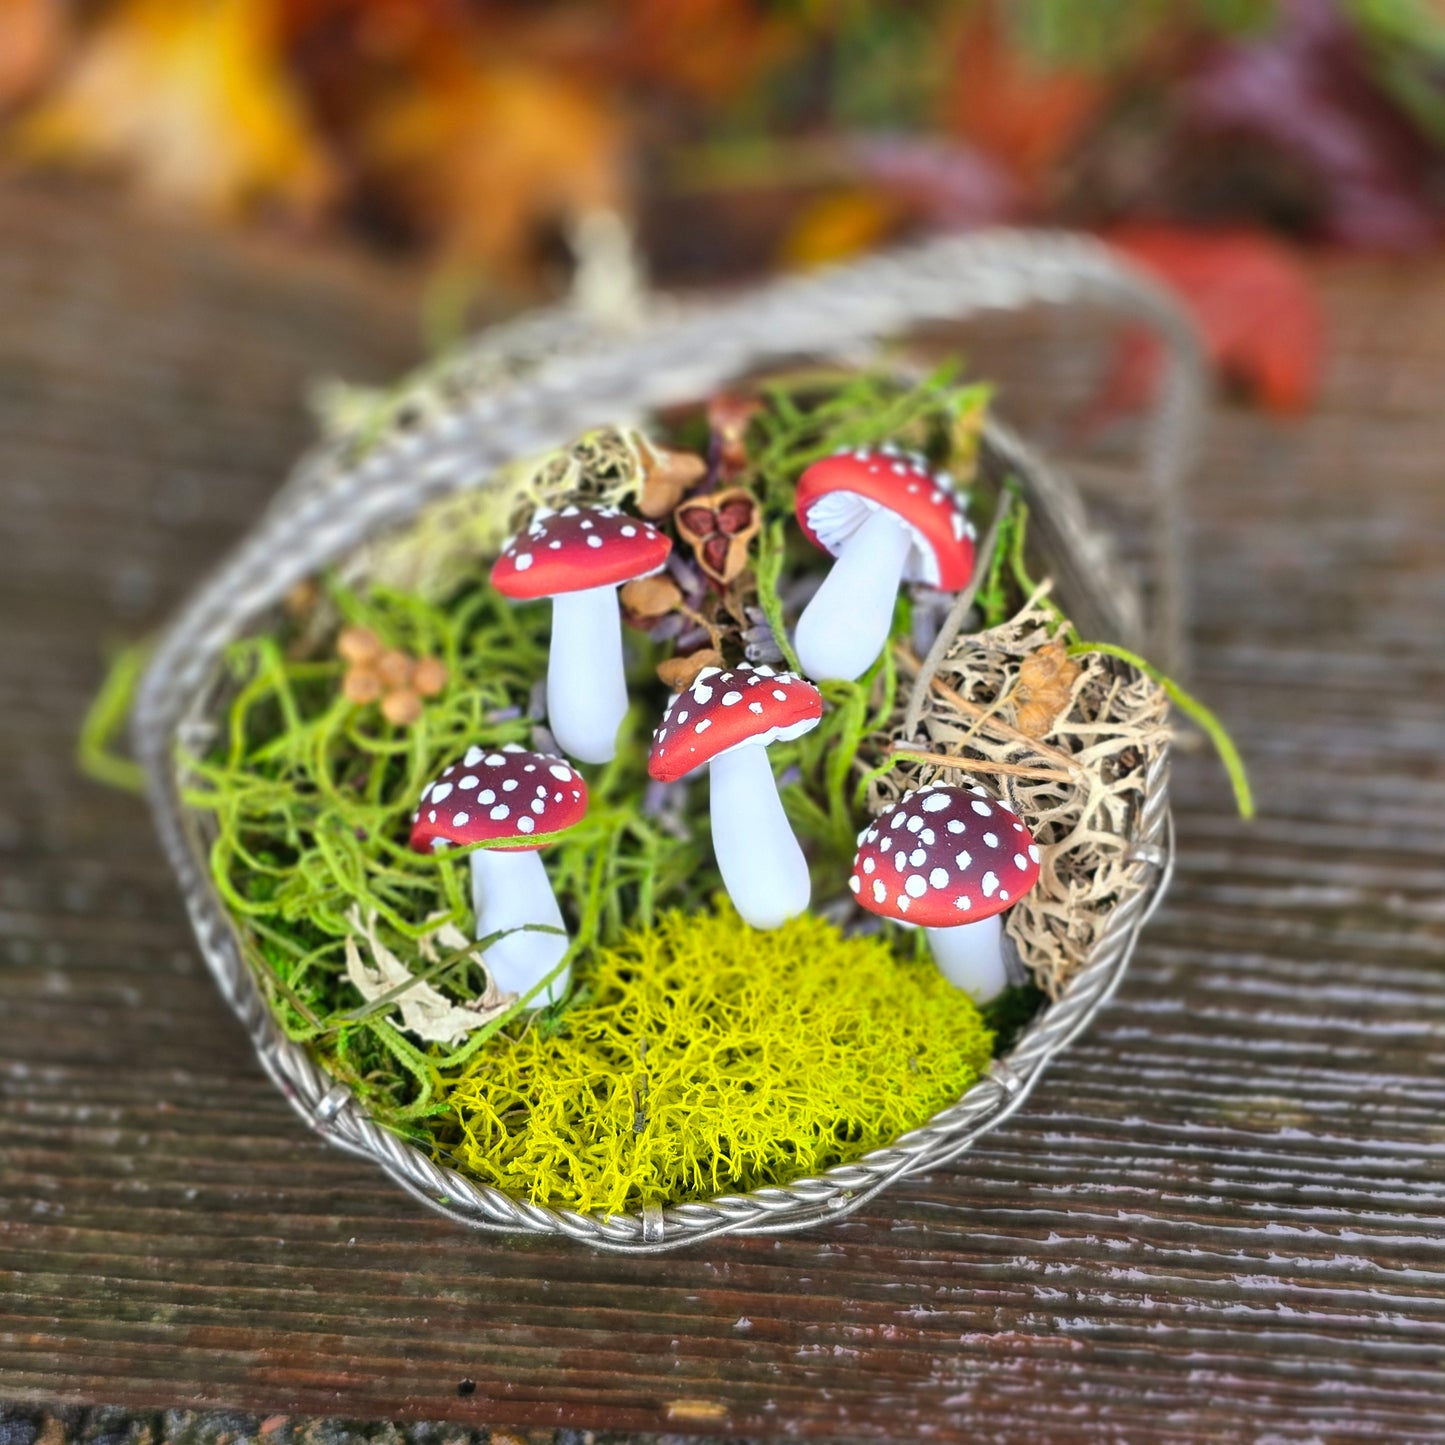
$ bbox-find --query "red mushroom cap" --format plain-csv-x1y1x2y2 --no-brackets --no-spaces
490,506,671,601
409,744,587,854
849,784,1041,928
647,664,823,783
795,446,975,590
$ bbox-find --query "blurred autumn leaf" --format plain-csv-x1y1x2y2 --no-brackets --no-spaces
0,0,68,109
0,0,1437,392
1101,223,1325,416
11,0,334,217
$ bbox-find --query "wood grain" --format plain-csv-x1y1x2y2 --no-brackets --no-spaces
2,183,1443,1442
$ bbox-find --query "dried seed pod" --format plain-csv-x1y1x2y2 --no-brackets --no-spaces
412,656,448,697
381,688,423,726
638,444,707,519
376,649,414,690
620,574,683,623
337,625,382,665
343,666,384,705
673,488,761,585
657,648,724,691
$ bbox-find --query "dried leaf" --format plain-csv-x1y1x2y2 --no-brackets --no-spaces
637,444,706,518
706,393,761,480
1011,640,1082,739
621,574,683,623
657,648,723,691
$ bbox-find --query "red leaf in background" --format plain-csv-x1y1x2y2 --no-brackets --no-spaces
942,5,1109,183
1095,223,1325,420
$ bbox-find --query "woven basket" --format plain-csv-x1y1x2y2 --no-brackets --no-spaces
133,231,1206,1252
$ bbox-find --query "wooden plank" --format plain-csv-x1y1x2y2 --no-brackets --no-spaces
1,182,1443,1441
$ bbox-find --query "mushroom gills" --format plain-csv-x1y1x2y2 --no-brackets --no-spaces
925,914,1008,1002
707,742,811,930
547,583,630,764
794,504,915,682
471,847,571,1006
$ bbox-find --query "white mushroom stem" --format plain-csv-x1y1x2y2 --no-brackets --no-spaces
925,914,1008,1003
794,505,915,682
547,584,629,764
470,848,570,1007
708,742,811,930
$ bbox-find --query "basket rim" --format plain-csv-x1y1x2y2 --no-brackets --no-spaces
132,231,1197,1250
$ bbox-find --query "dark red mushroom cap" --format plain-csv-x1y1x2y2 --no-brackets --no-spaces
647,664,823,783
409,744,587,854
490,505,671,601
849,783,1041,927
795,446,975,590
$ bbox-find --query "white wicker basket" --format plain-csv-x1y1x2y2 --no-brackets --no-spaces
133,231,1205,1251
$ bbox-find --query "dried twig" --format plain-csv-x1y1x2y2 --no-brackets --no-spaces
887,745,1075,784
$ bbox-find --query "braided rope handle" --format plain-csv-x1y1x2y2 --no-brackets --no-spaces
133,230,1199,1251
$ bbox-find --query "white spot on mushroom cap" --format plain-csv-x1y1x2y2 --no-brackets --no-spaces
983,832,999,848
872,879,887,904
452,812,470,827
1029,844,1041,863
981,871,999,897
921,792,951,813
518,816,535,833
929,867,949,888
971,800,992,816
514,553,533,571
431,782,454,803
849,875,861,894
548,764,573,781
464,746,483,767
489,805,509,820
904,875,927,898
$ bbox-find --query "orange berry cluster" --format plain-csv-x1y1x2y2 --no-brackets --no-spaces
337,625,447,726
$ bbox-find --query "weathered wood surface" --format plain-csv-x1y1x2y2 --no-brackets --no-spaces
2,181,1443,1442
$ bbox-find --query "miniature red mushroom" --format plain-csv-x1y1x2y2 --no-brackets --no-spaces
648,663,823,930
491,505,671,764
409,744,588,1007
849,783,1041,1001
793,446,975,682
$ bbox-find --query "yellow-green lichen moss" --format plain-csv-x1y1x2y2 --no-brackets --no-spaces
443,902,993,1214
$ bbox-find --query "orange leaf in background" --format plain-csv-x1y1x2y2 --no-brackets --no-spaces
360,58,628,278
0,0,68,108
1100,224,1325,418
9,0,334,217
779,188,902,270
943,6,1107,183
617,0,802,103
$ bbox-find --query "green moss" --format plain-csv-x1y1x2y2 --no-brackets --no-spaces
445,900,994,1214
80,365,1092,1210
